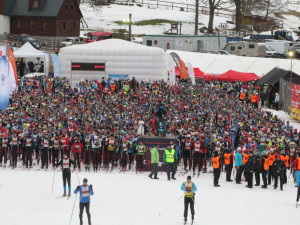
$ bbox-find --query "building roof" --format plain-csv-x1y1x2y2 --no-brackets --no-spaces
3,0,17,16
10,0,65,17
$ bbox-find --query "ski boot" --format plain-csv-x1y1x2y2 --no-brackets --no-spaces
63,192,66,197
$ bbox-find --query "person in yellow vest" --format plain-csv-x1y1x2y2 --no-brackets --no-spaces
163,144,177,180
280,153,289,184
212,151,221,187
181,176,197,224
261,151,269,189
224,150,233,182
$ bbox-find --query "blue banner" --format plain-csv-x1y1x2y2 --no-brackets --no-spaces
0,53,10,111
109,74,128,79
51,54,61,77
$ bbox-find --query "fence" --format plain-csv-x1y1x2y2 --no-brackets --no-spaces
112,0,233,18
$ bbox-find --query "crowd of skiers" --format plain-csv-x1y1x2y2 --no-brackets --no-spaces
0,76,300,198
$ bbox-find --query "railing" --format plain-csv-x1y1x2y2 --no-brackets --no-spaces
112,0,233,18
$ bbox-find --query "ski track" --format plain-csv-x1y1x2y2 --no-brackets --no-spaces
0,168,299,225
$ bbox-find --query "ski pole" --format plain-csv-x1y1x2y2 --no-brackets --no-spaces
51,168,56,194
158,195,184,216
69,190,78,225
75,168,80,185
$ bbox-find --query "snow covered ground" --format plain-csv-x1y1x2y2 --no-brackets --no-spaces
1,168,299,225
80,1,300,36
264,109,300,130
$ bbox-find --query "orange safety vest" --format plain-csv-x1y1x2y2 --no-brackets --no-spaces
224,153,231,165
111,84,115,91
251,95,256,103
280,155,289,168
242,153,249,165
296,158,300,170
268,154,276,166
212,156,220,169
240,93,246,100
263,156,270,171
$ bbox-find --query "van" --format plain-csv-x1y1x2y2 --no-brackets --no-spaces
225,41,266,57
265,41,293,58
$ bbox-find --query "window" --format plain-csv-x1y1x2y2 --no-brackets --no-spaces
60,22,66,30
72,22,76,30
33,0,39,9
249,44,255,49
29,21,34,30
17,21,21,29
230,46,235,51
70,5,74,12
65,5,68,10
238,46,242,50
42,22,47,30
146,40,152,46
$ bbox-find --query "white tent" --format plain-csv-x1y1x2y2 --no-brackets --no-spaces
167,50,300,77
59,39,167,86
14,42,49,75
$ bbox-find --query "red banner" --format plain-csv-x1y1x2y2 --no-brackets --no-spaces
291,84,300,109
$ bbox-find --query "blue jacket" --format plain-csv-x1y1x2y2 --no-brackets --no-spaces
74,185,94,203
235,152,243,167
181,182,197,192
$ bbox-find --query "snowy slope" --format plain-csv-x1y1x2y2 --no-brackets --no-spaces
1,168,299,225
80,1,300,37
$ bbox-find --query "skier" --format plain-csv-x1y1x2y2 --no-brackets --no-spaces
54,153,76,197
163,144,177,180
149,146,159,179
24,133,33,169
135,141,146,173
181,175,197,224
268,150,276,185
212,151,221,187
74,178,94,225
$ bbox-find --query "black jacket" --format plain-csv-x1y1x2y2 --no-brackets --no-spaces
244,155,255,172
254,155,261,173
273,159,286,175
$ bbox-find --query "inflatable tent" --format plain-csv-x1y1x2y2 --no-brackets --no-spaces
59,39,167,86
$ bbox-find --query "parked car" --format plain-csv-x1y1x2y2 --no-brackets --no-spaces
9,35,41,49
292,44,300,58
217,50,231,55
60,37,81,47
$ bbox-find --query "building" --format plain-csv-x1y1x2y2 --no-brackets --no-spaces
0,0,82,38
143,35,227,52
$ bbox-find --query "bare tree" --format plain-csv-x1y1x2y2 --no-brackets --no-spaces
202,0,226,33
195,0,199,35
233,0,242,30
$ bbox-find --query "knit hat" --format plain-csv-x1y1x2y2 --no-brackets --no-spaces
187,176,191,180
83,178,88,183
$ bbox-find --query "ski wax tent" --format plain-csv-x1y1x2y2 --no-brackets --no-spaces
59,39,167,86
13,42,49,75
215,70,260,82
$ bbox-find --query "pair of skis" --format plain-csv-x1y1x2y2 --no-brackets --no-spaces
184,220,194,224
56,195,71,200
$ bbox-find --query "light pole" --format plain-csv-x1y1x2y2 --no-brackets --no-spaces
288,49,295,113
122,13,132,41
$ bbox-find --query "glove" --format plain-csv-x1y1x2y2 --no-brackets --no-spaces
90,184,93,190
76,185,80,191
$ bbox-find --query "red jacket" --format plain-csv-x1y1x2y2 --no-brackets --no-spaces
71,142,83,153
294,157,300,171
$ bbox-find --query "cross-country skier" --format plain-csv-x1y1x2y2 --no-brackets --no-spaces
74,178,94,225
54,153,76,197
181,175,197,224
